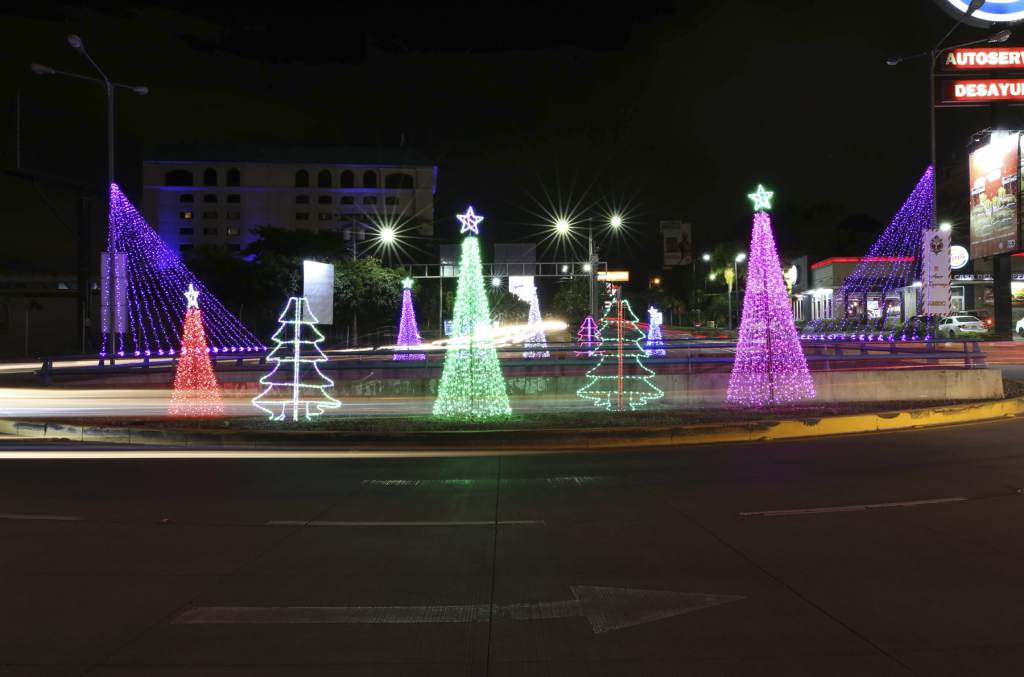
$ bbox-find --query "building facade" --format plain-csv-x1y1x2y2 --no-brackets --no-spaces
142,147,436,255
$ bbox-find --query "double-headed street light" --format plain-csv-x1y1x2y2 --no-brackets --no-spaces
32,35,149,363
550,213,623,317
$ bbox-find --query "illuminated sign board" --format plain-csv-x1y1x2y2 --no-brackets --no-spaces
950,245,970,269
968,132,1021,258
947,79,1024,101
943,48,1024,69
935,1,1024,26
597,270,630,282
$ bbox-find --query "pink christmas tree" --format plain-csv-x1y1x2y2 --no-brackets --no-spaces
727,186,815,407
576,315,599,356
394,277,426,361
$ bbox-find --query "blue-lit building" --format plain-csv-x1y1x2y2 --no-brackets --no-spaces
141,146,437,254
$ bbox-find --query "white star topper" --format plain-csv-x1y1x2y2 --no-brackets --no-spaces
184,283,200,309
457,206,484,235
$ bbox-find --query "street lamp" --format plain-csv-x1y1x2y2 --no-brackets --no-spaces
32,34,148,363
730,252,746,330
886,0,1008,228
550,213,622,318
939,221,952,232
702,253,711,262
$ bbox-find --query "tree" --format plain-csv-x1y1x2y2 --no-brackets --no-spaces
252,297,341,421
727,186,815,407
433,208,511,420
168,284,224,418
577,295,663,412
552,276,589,325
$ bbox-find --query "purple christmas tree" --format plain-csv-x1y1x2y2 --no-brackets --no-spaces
576,315,599,357
645,306,666,357
394,277,426,361
104,183,261,358
727,186,815,407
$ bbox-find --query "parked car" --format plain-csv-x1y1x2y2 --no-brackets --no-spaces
902,314,941,336
937,315,988,338
1017,316,1024,337
961,309,994,330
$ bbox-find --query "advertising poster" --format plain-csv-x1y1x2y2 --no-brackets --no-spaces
660,221,692,267
302,260,335,325
921,230,951,316
968,132,1020,259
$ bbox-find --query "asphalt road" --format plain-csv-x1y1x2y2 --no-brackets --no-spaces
1,419,1023,676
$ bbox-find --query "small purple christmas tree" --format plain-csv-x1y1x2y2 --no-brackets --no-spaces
645,306,666,357
523,288,550,359
727,185,815,407
576,315,599,357
394,277,426,361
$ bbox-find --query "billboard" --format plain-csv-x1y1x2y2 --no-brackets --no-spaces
302,260,335,325
969,133,1020,259
934,1,1024,27
660,221,692,267
921,230,952,316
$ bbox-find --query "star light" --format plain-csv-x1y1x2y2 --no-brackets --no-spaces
747,184,774,211
457,206,484,235
184,283,200,309
402,277,414,290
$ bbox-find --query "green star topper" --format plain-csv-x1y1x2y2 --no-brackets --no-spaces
747,184,774,211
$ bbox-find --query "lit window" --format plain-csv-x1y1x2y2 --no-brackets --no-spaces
203,194,217,203
226,226,240,237
179,227,194,236
226,212,240,220
180,211,193,220
179,194,194,203
363,196,377,205
341,196,354,205
227,194,241,203
295,195,310,204
203,227,218,236
296,212,310,220
202,211,217,220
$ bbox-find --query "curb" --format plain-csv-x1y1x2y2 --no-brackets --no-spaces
1,396,1022,452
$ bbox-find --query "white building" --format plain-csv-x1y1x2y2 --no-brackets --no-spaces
141,146,436,254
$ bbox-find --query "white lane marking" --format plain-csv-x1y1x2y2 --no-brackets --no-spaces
362,476,602,488
173,586,745,634
0,512,82,521
266,519,544,527
741,496,969,517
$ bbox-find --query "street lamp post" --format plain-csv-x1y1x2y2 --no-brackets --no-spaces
552,214,622,318
731,253,746,330
31,35,148,362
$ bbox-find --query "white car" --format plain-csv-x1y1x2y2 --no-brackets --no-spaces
937,315,987,338
1017,316,1024,337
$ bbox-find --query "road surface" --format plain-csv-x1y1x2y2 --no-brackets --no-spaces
1,418,1023,675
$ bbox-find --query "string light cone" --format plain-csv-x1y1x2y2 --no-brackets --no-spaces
394,278,426,361
577,295,663,412
523,288,550,359
168,284,224,417
433,207,511,420
252,297,341,421
105,183,261,358
727,188,815,407
645,306,666,357
576,315,599,357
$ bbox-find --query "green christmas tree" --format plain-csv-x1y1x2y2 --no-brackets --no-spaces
577,295,663,412
432,207,511,420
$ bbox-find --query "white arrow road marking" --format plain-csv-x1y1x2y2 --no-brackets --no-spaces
173,586,745,634
0,512,82,521
741,495,968,517
265,520,544,527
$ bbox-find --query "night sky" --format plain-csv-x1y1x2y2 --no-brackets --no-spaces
1,1,1014,273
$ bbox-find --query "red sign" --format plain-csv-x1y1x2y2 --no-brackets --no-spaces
943,48,1024,70
947,79,1024,102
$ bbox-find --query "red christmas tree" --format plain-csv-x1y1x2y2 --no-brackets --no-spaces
169,284,224,417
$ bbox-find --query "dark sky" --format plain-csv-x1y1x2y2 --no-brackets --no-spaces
1,0,1016,272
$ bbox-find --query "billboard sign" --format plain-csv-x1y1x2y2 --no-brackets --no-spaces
945,79,1024,102
950,245,970,269
921,230,952,316
969,132,1020,258
934,1,1024,27
660,221,692,267
942,47,1024,70
302,260,335,325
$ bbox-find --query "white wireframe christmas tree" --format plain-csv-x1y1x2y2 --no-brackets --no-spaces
252,297,341,421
